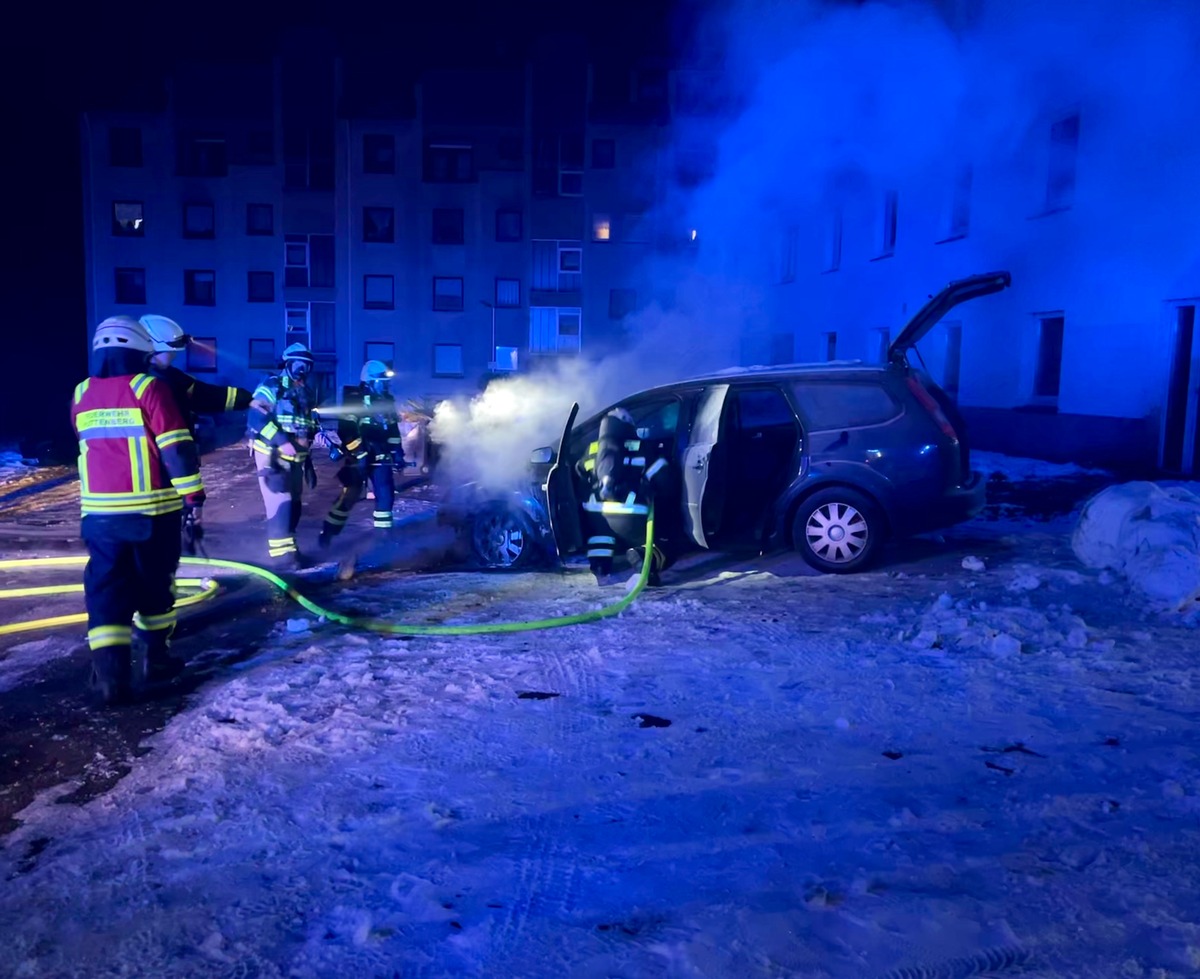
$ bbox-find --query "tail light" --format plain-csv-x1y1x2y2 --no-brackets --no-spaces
906,375,959,441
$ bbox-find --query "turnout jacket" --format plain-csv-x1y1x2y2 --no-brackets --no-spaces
338,389,403,464
578,412,668,516
155,364,252,437
247,373,317,463
70,373,206,517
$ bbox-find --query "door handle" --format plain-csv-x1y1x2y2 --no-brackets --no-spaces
692,456,706,471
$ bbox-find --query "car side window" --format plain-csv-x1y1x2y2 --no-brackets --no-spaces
791,381,900,430
733,387,796,431
629,398,682,440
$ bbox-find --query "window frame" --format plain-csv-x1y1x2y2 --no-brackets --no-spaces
186,337,218,374
182,202,215,240
433,343,464,377
112,200,145,237
432,276,465,312
246,203,274,236
432,207,465,245
248,337,276,370
363,274,396,310
362,133,396,175
183,269,216,307
495,277,521,308
363,205,396,244
495,208,522,242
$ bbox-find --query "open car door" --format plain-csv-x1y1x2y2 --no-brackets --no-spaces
888,271,1011,364
682,384,729,549
544,402,583,560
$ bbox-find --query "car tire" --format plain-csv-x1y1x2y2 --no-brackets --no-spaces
791,487,882,574
470,504,538,570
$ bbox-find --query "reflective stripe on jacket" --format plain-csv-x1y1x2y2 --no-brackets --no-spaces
70,373,205,516
247,374,316,458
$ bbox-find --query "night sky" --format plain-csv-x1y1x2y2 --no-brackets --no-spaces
2,0,686,455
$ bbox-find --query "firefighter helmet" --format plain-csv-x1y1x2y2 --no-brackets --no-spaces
93,315,154,353
607,407,635,426
139,314,192,352
360,360,394,384
281,342,315,377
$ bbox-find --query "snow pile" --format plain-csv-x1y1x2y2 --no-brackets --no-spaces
972,450,1109,482
1072,481,1200,611
904,590,1096,659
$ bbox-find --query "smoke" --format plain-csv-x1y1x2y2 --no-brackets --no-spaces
432,0,1200,492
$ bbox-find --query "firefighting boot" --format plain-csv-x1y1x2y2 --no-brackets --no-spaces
133,628,185,688
89,647,134,707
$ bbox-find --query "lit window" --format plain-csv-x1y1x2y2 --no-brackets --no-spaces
112,201,144,236
592,215,611,242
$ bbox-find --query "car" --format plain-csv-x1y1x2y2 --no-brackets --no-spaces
457,270,1011,572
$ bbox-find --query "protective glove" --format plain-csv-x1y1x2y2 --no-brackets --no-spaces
182,504,205,555
304,456,318,490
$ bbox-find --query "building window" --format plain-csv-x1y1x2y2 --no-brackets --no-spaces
363,206,395,243
824,331,838,362
433,208,464,245
879,191,898,258
248,338,276,370
364,341,394,366
363,134,395,174
496,208,522,242
112,200,144,236
559,170,583,196
1033,315,1065,399
109,127,142,167
285,302,310,346
114,267,146,305
284,236,308,287
592,214,611,242
495,278,520,308
433,276,464,312
364,274,395,310
559,247,582,273
529,307,582,353
247,270,275,303
246,203,273,236
310,301,335,352
591,138,615,169
184,270,216,306
177,133,227,177
183,202,215,239
433,343,464,377
609,288,636,319
492,346,518,372
424,144,474,183
1046,113,1080,212
186,337,217,374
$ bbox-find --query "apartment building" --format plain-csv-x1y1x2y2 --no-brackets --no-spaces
80,34,674,408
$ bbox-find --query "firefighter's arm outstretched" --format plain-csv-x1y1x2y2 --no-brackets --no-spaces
246,381,299,459
185,375,253,414
141,378,206,507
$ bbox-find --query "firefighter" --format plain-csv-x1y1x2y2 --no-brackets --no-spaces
578,406,670,586
246,342,319,568
139,314,254,551
71,316,206,705
318,360,404,547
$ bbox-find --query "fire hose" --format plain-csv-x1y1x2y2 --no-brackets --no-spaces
0,509,655,638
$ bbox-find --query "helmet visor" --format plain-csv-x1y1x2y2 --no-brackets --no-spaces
164,334,193,350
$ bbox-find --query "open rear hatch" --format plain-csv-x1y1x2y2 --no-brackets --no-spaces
888,271,1011,364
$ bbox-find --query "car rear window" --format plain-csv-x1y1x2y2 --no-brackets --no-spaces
790,381,900,430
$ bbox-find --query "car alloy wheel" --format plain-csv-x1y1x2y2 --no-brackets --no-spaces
471,505,532,569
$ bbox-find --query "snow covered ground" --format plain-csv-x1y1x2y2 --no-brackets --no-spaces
2,450,1200,977
0,443,36,488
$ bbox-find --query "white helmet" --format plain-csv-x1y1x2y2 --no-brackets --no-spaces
93,315,154,353
139,314,191,353
360,360,394,384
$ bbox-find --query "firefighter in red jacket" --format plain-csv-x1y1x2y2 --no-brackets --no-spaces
71,316,206,705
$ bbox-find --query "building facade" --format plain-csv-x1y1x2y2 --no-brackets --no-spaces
80,36,675,410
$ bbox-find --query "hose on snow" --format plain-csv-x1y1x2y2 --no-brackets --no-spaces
0,509,654,638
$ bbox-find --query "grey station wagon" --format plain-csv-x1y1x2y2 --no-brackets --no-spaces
457,271,1011,573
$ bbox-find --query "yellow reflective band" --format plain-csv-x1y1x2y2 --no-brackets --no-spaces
79,441,90,494
171,474,204,495
73,379,91,404
253,384,277,404
156,429,191,449
127,437,147,493
583,460,595,471
225,387,237,410
76,407,144,430
260,421,279,440
345,438,362,451
131,374,154,399
88,625,132,649
587,441,599,453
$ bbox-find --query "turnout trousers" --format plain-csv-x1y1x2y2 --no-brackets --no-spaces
321,457,395,542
